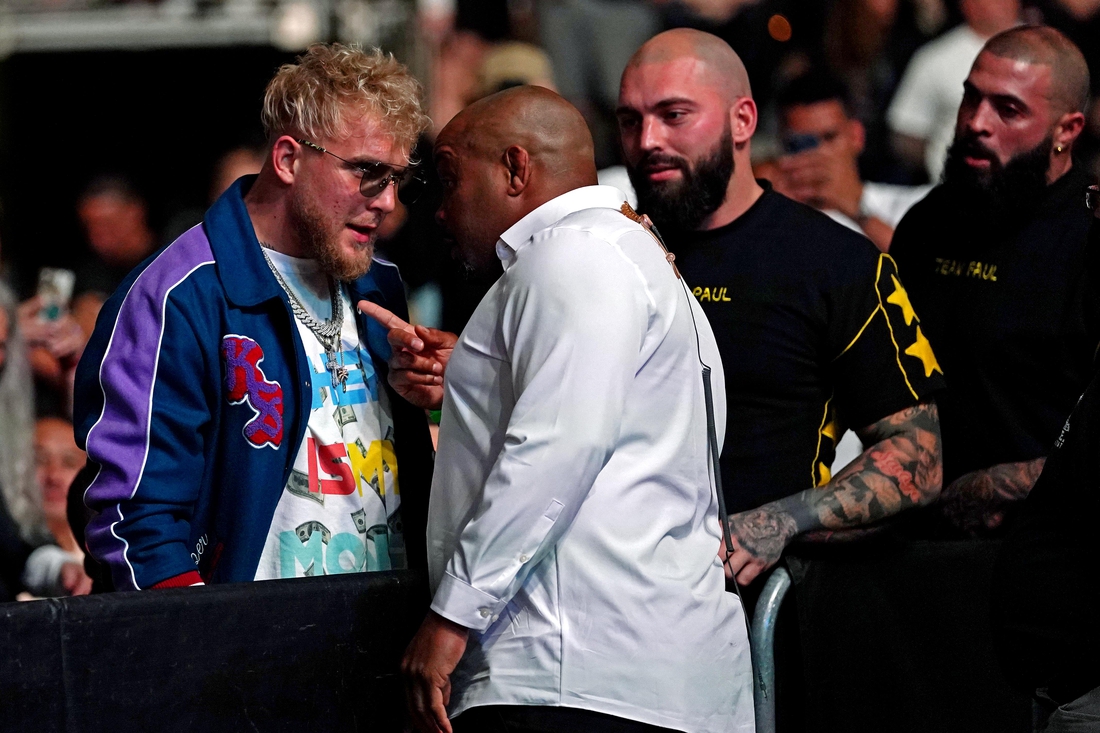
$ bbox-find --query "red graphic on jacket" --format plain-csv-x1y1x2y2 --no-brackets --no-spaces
222,334,284,449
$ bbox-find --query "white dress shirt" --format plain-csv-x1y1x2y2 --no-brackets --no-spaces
428,186,754,732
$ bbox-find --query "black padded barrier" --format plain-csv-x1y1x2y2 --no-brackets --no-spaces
0,543,1032,732
0,570,429,732
785,539,1032,733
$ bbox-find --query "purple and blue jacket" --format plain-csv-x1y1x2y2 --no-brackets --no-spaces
73,176,434,590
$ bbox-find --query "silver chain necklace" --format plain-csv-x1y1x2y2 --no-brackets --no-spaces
259,242,349,391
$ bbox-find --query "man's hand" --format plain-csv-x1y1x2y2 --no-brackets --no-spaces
939,458,1046,535
402,611,469,733
358,301,457,411
720,508,798,586
777,148,864,219
60,561,93,596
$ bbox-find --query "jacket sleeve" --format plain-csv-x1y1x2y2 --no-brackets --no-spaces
431,231,650,631
75,271,215,591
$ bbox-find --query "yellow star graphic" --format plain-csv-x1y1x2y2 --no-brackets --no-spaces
905,326,943,377
886,275,917,326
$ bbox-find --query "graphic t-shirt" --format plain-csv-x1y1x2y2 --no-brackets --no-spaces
254,249,403,580
666,182,946,514
890,166,1100,484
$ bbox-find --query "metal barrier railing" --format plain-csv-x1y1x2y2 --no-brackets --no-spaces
751,566,793,733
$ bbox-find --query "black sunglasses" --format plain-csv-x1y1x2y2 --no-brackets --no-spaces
298,139,426,204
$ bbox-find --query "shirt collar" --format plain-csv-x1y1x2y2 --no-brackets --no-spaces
495,185,628,270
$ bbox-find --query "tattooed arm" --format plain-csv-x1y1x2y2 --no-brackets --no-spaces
938,458,1045,536
722,401,942,585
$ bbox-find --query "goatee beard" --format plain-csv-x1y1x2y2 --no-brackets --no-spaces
628,125,734,233
942,133,1053,224
288,193,373,281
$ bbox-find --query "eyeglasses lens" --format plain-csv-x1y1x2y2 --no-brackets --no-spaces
358,165,424,205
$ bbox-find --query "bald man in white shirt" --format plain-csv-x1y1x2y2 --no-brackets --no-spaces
362,86,753,733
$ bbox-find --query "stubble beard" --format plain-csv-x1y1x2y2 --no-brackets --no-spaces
942,132,1053,224
288,191,373,282
628,123,735,233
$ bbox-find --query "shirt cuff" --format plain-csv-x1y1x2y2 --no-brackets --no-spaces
430,571,504,632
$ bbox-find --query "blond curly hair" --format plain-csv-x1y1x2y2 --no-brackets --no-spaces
262,43,431,159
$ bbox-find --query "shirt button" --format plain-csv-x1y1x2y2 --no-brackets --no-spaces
479,608,490,618
519,554,529,563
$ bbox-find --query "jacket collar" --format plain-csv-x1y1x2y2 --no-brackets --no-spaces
496,185,627,271
204,175,384,308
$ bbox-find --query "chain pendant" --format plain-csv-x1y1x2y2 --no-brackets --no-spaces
326,350,350,392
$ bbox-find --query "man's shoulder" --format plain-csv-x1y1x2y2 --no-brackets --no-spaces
911,24,983,68
512,210,661,298
891,184,954,255
545,205,645,243
105,225,220,314
760,191,883,265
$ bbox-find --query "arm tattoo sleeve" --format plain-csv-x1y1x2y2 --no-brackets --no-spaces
939,457,1046,535
729,402,943,555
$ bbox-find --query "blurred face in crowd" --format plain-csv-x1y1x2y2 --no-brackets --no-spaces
959,0,1020,37
780,99,864,161
77,192,152,266
943,51,1060,214
35,418,85,525
286,111,408,280
617,57,736,231
210,147,265,203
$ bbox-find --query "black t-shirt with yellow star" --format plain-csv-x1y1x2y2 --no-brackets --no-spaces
667,183,945,515
890,166,1100,485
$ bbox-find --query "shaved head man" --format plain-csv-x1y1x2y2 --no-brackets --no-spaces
891,27,1099,536
618,29,759,231
616,31,946,590
391,85,754,733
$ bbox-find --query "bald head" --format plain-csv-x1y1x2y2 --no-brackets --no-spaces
438,85,597,191
434,86,600,272
983,25,1090,114
625,29,752,102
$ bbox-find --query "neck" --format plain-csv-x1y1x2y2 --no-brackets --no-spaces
697,159,764,231
102,229,155,267
1047,155,1074,186
244,170,307,257
47,518,79,555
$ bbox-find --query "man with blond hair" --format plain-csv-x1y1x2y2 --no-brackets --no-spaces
73,44,436,590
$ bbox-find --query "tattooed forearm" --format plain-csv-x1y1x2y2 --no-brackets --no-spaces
727,401,942,569
939,458,1045,535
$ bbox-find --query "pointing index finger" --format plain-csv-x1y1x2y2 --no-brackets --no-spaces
358,299,413,333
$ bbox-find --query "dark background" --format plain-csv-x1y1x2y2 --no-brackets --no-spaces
0,46,298,296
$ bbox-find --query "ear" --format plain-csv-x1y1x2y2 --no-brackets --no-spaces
503,145,531,196
271,136,300,186
1053,110,1087,151
730,97,758,146
848,118,866,156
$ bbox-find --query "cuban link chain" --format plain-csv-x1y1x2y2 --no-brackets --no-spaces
259,243,349,391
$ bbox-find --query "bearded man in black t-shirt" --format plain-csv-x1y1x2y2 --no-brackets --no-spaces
616,29,946,588
890,26,1099,536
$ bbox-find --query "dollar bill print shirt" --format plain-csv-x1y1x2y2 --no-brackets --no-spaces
254,248,403,580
